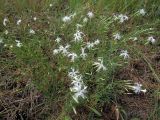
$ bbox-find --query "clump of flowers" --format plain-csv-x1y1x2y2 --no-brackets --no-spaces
52,10,135,115
69,68,87,103
2,3,156,117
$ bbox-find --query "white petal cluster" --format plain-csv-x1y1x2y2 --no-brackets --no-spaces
120,50,129,59
49,4,53,7
114,14,128,23
68,52,78,62
15,40,22,47
53,49,60,55
73,30,84,42
69,68,87,103
87,11,94,19
80,47,87,60
147,36,156,44
55,37,61,43
86,39,100,49
58,44,70,56
33,17,37,21
62,13,76,23
129,83,147,94
139,9,146,16
29,29,35,34
53,44,80,62
113,33,121,40
17,19,22,25
62,16,71,23
93,57,107,72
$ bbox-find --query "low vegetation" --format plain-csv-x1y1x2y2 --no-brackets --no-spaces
0,0,160,120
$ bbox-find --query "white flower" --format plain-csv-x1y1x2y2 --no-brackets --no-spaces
62,13,76,23
93,57,107,72
3,18,8,26
55,37,61,43
120,50,129,59
62,16,71,23
15,40,22,47
68,52,78,62
68,68,79,78
33,17,37,21
53,49,60,55
83,17,88,23
113,33,121,40
86,42,95,49
118,14,128,23
70,81,82,92
94,39,100,45
139,9,146,16
17,19,22,25
129,83,147,94
69,68,87,103
29,29,35,34
86,39,100,49
73,30,84,42
4,30,8,35
87,11,94,19
72,85,87,103
59,44,70,55
80,47,87,60
147,36,156,44
49,4,53,7
114,14,128,23
71,75,83,84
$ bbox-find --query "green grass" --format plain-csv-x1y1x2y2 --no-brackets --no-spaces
0,0,160,120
